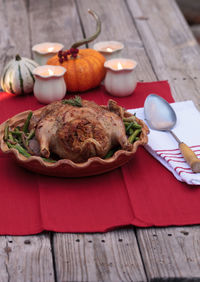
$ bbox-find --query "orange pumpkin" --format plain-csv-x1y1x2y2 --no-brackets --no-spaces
48,48,106,92
47,9,106,92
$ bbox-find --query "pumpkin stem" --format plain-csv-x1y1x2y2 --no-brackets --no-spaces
71,9,101,49
15,54,22,61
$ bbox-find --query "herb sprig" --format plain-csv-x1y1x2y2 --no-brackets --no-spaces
62,96,82,107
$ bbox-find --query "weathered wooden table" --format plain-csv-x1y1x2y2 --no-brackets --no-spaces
1,0,200,281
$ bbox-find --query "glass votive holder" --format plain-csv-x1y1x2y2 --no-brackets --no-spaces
104,58,137,97
33,65,66,104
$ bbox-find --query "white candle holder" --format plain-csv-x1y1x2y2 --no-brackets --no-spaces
33,65,66,104
93,41,124,60
32,42,64,65
104,58,137,97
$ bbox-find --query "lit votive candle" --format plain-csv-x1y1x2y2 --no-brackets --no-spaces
33,65,66,104
32,42,64,65
93,41,124,60
104,58,137,97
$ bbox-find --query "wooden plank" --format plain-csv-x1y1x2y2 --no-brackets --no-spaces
126,0,200,109
29,0,83,51
53,229,147,282
0,0,31,74
137,227,200,280
76,0,157,83
0,234,55,282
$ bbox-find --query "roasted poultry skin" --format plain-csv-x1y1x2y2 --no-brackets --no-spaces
29,98,132,163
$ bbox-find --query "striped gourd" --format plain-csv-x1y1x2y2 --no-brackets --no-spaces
0,54,38,95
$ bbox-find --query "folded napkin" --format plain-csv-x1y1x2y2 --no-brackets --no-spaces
129,100,200,185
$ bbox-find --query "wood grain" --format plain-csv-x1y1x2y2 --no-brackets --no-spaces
127,0,200,109
0,0,200,281
28,0,83,54
137,227,200,280
0,0,31,75
76,0,157,83
0,234,55,282
54,229,147,282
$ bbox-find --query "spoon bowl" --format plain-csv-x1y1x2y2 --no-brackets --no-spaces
144,94,177,131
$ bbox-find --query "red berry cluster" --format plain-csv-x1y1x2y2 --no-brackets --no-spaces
58,48,79,63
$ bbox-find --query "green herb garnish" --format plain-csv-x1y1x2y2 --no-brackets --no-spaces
62,95,82,107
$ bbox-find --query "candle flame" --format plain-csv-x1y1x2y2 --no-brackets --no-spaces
48,69,54,76
47,47,54,52
106,47,113,52
117,62,123,70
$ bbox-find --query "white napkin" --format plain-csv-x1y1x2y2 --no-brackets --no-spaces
128,101,200,185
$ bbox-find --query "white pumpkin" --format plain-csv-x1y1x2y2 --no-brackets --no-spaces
0,54,38,95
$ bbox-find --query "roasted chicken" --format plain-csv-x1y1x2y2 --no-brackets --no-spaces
29,98,132,163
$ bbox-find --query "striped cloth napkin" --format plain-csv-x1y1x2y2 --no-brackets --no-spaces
128,100,200,185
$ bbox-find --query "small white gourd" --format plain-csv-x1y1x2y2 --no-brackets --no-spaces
0,54,38,95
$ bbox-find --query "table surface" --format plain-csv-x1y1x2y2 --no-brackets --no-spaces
1,0,200,281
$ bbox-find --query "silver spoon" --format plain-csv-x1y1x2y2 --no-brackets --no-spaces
144,94,200,173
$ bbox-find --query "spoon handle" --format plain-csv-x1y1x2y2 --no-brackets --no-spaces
179,142,200,173
169,130,200,173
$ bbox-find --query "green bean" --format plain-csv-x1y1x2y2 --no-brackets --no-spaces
23,112,33,133
128,129,141,144
14,129,23,144
14,144,31,157
129,128,134,135
10,130,22,136
126,122,134,133
27,129,35,141
6,141,31,158
42,158,57,163
104,147,118,159
124,119,141,132
6,141,12,149
7,139,57,162
8,132,14,142
132,122,142,129
9,131,20,143
15,127,23,132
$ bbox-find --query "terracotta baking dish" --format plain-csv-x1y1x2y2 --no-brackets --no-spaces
0,108,149,177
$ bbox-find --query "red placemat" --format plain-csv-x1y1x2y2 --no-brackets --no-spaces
0,81,199,235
